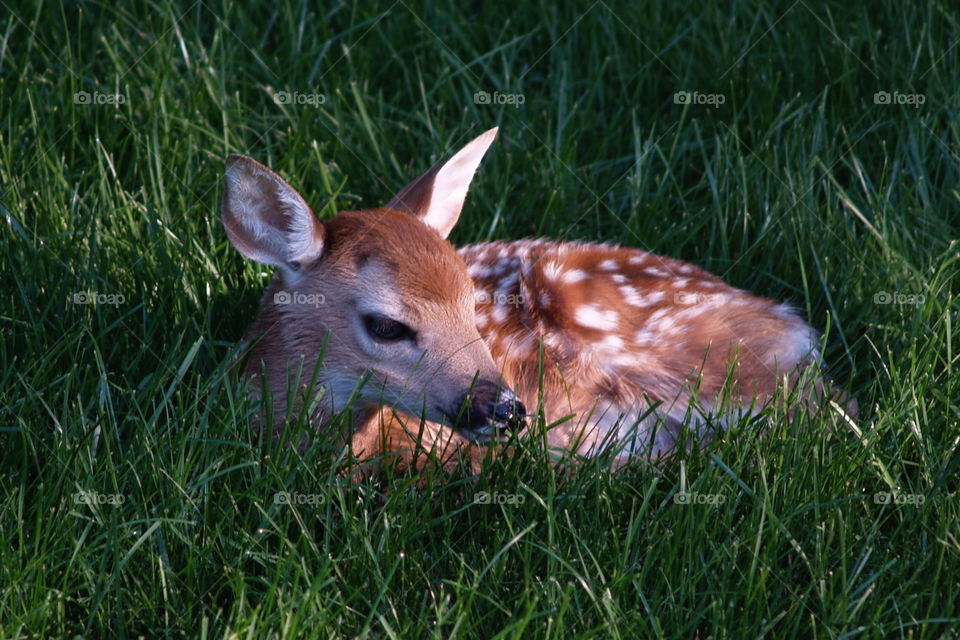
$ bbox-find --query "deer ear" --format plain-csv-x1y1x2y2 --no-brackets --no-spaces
221,155,325,278
385,127,498,239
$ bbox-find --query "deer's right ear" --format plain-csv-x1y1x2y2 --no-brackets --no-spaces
221,155,326,277
386,127,498,239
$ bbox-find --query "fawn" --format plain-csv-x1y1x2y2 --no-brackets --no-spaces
222,128,854,469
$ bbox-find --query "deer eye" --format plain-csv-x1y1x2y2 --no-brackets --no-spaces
362,314,415,343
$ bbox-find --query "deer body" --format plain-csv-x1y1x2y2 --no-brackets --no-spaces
459,238,820,458
221,128,850,469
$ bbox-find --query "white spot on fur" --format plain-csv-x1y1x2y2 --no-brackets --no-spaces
501,331,537,357
628,290,666,307
467,263,494,279
543,333,563,350
653,314,682,336
643,266,670,278
634,328,655,345
542,261,563,282
607,351,657,371
562,269,588,284
648,308,670,324
575,304,619,330
595,335,625,353
599,259,619,271
611,274,627,284
619,285,646,307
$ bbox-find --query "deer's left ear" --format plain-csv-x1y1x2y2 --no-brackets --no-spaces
385,128,498,239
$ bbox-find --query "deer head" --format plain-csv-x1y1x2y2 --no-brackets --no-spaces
221,128,525,443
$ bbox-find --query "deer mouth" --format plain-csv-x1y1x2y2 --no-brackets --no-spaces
438,410,512,443
459,422,504,444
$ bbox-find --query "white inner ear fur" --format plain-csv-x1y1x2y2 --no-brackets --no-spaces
421,127,498,238
225,170,285,264
225,162,323,271
277,189,323,265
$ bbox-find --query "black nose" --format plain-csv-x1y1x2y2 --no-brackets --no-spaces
492,390,526,431
449,381,527,441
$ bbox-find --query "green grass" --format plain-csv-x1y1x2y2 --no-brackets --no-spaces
2,0,958,637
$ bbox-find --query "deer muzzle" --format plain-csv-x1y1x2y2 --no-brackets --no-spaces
443,380,527,443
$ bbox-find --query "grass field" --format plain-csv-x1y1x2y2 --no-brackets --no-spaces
2,1,959,637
